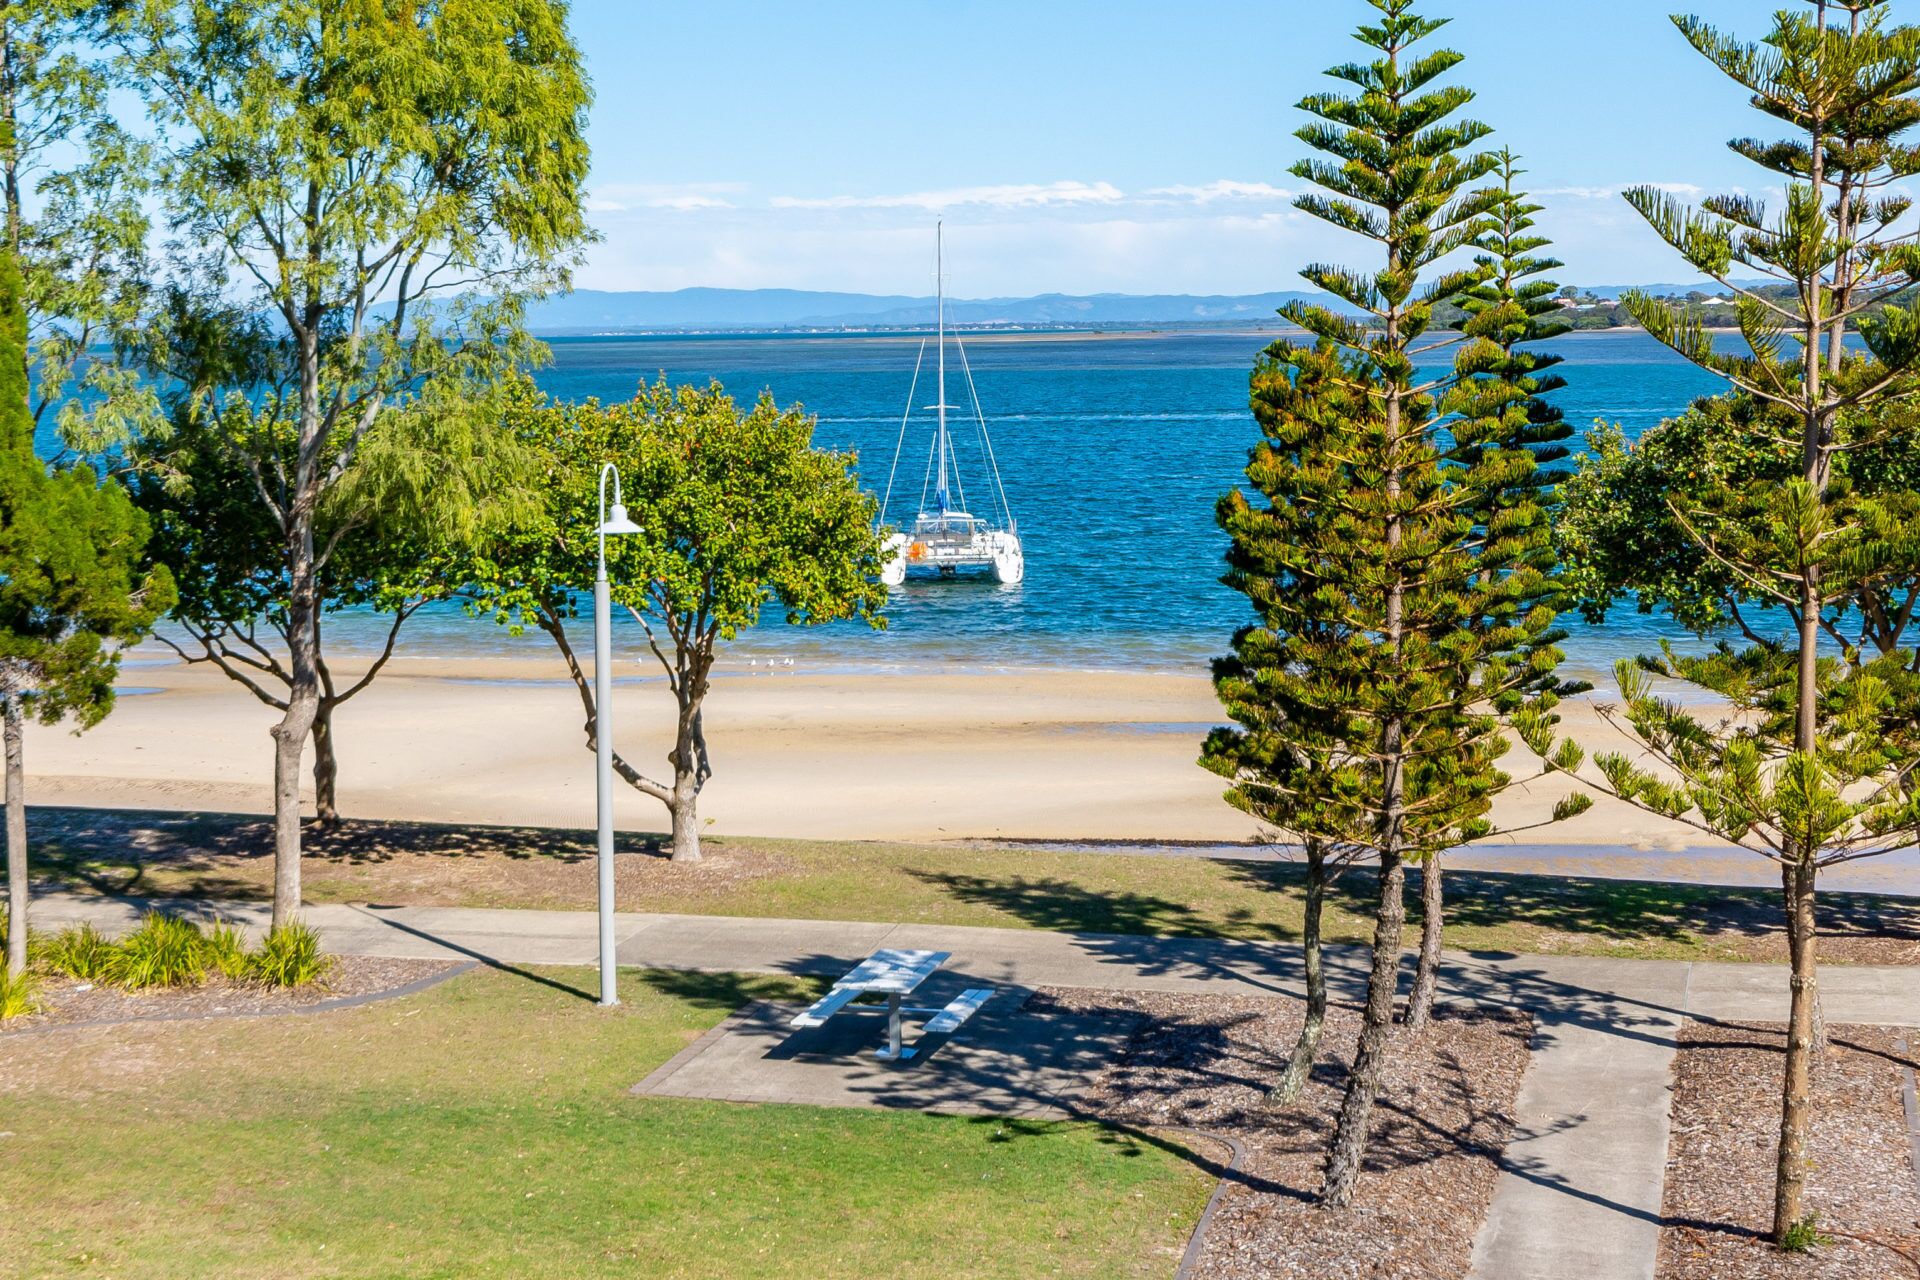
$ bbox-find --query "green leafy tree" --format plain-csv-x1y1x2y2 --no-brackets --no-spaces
1203,4,1583,1207
107,0,593,926
469,381,889,863
131,300,536,826
1549,0,1920,1242
1,0,160,452
0,246,171,977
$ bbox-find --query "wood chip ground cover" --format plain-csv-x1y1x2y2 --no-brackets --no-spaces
1659,1021,1920,1278
1039,989,1532,1280
1,955,455,1033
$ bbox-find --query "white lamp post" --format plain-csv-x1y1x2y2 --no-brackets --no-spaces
594,462,643,1006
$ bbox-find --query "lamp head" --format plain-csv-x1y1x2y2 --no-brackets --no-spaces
599,502,643,536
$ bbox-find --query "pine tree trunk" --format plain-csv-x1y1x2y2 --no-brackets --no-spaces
1773,856,1819,1242
4,695,26,979
311,698,340,829
1268,841,1327,1107
1407,852,1443,1029
1321,850,1406,1208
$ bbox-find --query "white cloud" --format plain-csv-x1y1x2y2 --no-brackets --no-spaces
771,181,1125,211
645,194,735,211
1144,180,1292,203
1537,182,1716,201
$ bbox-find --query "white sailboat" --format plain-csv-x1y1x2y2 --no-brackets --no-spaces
878,224,1024,586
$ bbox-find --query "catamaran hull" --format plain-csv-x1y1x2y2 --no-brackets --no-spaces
880,530,1023,585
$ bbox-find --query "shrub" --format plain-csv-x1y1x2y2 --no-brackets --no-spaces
251,920,331,989
198,920,253,981
0,966,40,1020
108,913,207,990
40,922,117,982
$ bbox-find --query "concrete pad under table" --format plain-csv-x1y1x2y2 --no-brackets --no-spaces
630,985,1132,1119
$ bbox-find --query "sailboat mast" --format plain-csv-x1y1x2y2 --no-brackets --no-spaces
935,220,949,513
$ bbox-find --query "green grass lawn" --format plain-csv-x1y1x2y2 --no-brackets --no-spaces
29,806,1920,964
0,966,1210,1279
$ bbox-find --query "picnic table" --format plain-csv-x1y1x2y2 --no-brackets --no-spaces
789,948,995,1062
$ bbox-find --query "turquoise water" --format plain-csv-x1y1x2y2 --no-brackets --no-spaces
93,327,1737,678
399,327,1727,678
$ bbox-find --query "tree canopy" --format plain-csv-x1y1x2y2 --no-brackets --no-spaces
468,380,888,861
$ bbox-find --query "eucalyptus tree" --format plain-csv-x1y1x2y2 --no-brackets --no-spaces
0,247,171,978
132,299,536,826
0,0,158,451
469,381,888,863
1544,0,1920,1243
1206,2,1584,1206
107,0,593,926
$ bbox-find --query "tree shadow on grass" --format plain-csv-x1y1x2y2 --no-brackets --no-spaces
21,804,704,902
630,967,828,1012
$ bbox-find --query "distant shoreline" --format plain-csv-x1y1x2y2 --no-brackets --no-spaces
530,323,1683,342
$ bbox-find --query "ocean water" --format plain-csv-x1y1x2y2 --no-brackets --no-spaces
123,328,1742,679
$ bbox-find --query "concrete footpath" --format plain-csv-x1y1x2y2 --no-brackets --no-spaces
30,893,1920,1280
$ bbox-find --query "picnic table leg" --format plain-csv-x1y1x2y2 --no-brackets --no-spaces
887,992,903,1060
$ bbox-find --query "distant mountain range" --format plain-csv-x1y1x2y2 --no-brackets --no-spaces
527,288,1334,333
523,283,1756,335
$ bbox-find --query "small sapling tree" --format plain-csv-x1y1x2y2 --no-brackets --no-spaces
471,381,888,863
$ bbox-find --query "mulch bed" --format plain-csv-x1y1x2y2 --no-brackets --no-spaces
1,955,457,1033
1037,988,1533,1280
1658,1021,1920,1278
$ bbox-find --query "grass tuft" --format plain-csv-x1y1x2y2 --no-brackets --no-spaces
107,913,207,990
0,965,40,1019
251,920,331,989
198,920,253,980
1778,1214,1830,1253
40,922,118,982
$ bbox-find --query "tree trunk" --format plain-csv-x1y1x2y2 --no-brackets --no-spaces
1321,850,1407,1208
1407,853,1443,1029
311,697,340,828
1773,856,1820,1242
1268,840,1327,1107
4,695,26,979
270,516,320,931
669,790,700,863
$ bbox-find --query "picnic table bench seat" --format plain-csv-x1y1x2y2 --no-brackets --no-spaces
923,988,995,1035
790,985,863,1029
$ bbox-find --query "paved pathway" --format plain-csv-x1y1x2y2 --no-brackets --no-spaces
30,892,1920,1280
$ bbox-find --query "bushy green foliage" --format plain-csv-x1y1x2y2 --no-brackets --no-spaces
198,920,253,981
107,912,207,990
40,922,117,983
251,921,331,990
467,380,888,857
0,965,40,1020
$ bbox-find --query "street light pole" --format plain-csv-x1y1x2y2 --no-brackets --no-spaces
594,463,643,1006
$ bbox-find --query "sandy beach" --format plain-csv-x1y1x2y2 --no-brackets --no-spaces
25,653,1725,852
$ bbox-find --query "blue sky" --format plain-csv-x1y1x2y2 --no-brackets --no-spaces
570,1,1830,295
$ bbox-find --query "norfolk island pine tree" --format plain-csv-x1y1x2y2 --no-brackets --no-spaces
1544,0,1920,1245
1204,1,1586,1206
